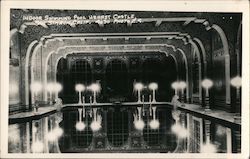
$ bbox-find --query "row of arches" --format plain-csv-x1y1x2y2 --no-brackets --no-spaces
9,20,242,112
56,55,178,103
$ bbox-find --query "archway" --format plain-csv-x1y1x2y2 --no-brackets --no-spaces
105,59,128,102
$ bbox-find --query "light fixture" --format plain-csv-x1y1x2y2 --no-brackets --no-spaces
149,107,160,129
53,122,63,138
30,81,42,96
133,107,145,130
75,108,86,131
75,84,85,104
200,141,217,153
230,76,242,122
88,83,101,104
90,108,102,132
134,82,144,103
31,140,44,153
171,81,179,95
148,82,158,103
54,82,63,100
230,76,241,89
201,79,213,111
46,82,55,105
178,81,187,103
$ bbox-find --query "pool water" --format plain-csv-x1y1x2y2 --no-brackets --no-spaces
8,104,240,153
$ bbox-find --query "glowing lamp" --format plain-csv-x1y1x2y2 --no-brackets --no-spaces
75,84,85,104
31,140,44,153
148,82,158,103
53,125,63,138
46,131,57,142
89,83,101,104
89,83,101,93
230,76,242,88
75,122,86,131
148,82,158,90
134,119,145,130
134,82,144,103
179,81,186,92
90,121,102,132
75,84,85,92
134,82,144,91
171,81,179,95
54,82,62,92
149,119,160,129
30,82,42,95
201,79,213,90
200,142,217,153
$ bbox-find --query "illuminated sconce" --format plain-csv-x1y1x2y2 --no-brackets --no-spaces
149,107,160,129
31,140,44,153
201,79,213,111
178,81,187,103
46,82,55,105
54,82,63,100
90,108,102,132
231,76,242,123
75,84,85,104
30,81,42,112
133,107,145,130
148,82,158,103
88,83,101,104
53,121,63,138
171,110,189,139
201,120,217,153
31,121,44,153
171,81,179,95
75,108,86,131
134,82,144,103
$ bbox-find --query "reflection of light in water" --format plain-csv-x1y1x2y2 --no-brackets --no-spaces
216,125,226,136
134,119,145,130
201,142,217,153
171,123,189,138
75,122,86,131
149,119,160,129
90,121,101,131
32,140,44,153
54,125,63,137
46,131,58,142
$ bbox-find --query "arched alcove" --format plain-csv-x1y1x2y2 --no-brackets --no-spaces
105,59,128,102
107,109,129,147
56,57,92,103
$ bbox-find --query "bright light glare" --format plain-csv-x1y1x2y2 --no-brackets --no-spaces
134,82,144,91
230,76,242,88
30,82,42,93
200,142,217,153
148,82,158,90
134,119,145,130
31,140,44,153
149,119,160,129
54,82,63,92
171,81,179,90
179,81,187,90
46,82,54,92
75,121,86,131
75,84,85,92
89,83,101,92
53,126,63,137
46,131,57,142
90,121,102,132
171,123,189,138
201,79,213,89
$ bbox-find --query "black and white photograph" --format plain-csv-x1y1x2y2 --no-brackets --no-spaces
1,1,249,158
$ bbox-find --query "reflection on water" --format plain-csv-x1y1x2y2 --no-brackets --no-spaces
8,105,240,153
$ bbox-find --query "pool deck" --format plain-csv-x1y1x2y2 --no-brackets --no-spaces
9,102,241,127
